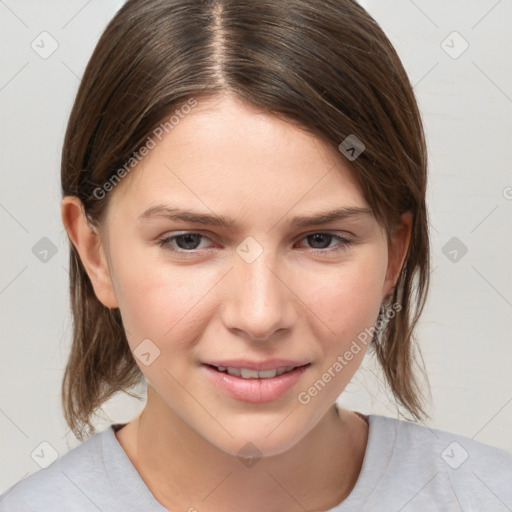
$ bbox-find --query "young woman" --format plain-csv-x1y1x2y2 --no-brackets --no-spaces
1,0,510,511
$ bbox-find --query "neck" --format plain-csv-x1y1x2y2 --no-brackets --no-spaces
116,388,368,512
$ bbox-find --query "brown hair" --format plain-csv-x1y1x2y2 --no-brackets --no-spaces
61,0,431,440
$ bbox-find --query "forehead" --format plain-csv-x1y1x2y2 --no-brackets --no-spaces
107,95,367,220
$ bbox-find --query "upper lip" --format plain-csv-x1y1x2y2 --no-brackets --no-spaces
202,359,311,371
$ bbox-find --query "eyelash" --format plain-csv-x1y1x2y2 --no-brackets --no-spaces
157,231,353,256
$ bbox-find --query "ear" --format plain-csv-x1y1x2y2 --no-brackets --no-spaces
382,211,412,299
61,196,119,308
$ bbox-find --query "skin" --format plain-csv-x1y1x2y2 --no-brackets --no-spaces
62,94,411,512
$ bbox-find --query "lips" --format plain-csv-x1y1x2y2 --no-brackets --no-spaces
202,358,311,372
202,363,311,403
205,364,301,379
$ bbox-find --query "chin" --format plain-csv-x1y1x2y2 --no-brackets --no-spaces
195,409,315,459
214,429,305,460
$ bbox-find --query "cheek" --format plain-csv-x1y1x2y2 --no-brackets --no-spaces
108,240,216,350
299,249,387,343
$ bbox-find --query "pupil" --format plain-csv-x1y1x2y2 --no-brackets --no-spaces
309,233,330,249
177,234,201,250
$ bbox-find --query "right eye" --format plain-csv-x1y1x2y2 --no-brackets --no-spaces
158,232,214,254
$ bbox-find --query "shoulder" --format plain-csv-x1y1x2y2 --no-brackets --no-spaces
365,414,512,510
0,427,112,512
381,413,512,474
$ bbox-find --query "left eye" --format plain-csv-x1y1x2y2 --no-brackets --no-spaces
157,232,352,254
296,233,352,251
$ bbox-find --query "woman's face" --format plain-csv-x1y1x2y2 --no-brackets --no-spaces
91,94,409,456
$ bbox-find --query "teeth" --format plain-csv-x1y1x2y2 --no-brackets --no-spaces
258,369,278,378
240,368,261,379
219,366,296,379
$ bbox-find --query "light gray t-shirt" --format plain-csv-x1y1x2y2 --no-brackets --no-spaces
1,413,511,511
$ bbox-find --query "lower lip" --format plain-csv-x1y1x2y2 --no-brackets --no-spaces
202,364,310,403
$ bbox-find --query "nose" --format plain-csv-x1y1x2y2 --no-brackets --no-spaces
220,249,296,341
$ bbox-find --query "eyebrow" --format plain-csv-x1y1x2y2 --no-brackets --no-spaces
138,204,373,228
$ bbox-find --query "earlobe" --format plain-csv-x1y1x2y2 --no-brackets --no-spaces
383,211,413,299
61,196,119,308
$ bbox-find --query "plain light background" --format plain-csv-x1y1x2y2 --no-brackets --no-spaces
1,0,511,493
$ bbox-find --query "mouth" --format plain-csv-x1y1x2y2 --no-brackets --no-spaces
201,362,312,403
204,364,306,379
